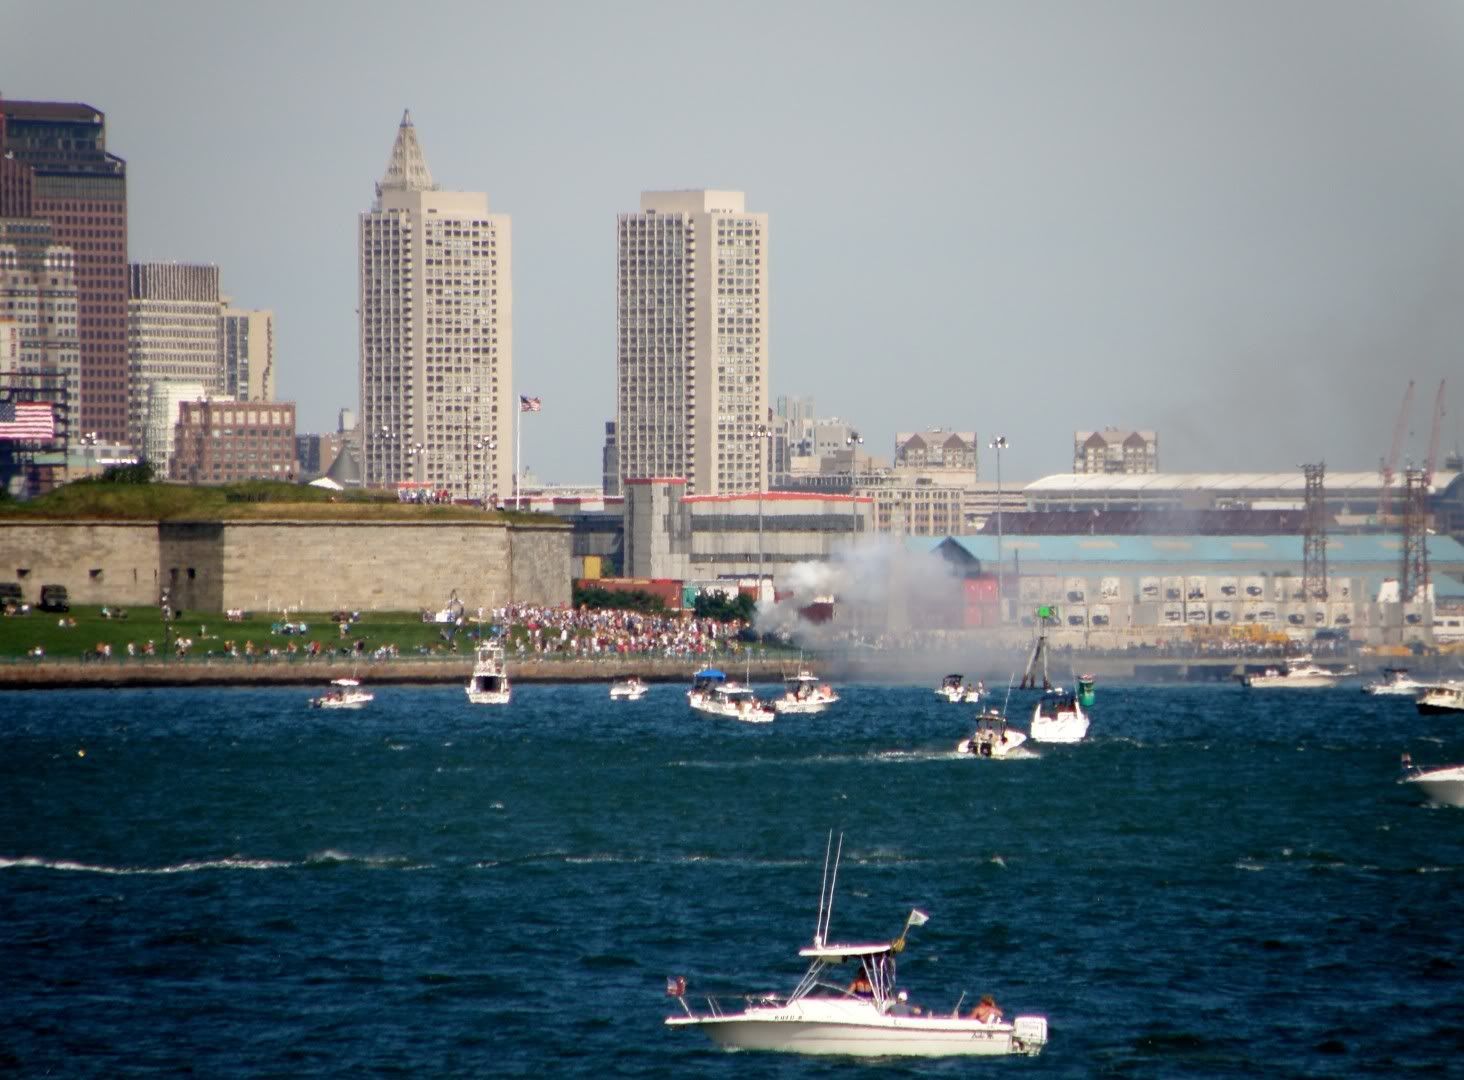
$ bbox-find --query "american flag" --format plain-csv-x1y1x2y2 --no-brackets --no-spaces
519,395,542,413
0,401,55,441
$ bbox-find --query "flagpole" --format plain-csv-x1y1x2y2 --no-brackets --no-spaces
515,407,521,511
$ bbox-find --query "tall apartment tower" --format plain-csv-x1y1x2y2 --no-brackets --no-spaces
359,111,512,503
221,306,275,401
0,101,129,444
617,190,768,495
126,262,224,453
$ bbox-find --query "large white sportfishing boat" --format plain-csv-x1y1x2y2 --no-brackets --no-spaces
1029,687,1089,744
773,670,839,715
465,639,511,705
665,836,1048,1057
1241,656,1343,689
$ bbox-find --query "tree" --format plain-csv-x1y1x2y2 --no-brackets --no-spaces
693,591,755,623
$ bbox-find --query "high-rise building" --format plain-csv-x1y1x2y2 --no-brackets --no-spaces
616,190,768,495
359,111,511,503
221,306,274,401
0,100,129,444
126,263,224,453
0,218,79,417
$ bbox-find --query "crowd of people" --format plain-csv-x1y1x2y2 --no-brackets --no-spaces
485,603,747,660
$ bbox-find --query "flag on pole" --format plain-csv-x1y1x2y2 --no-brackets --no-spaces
519,395,541,413
0,401,55,441
907,909,930,927
666,976,686,997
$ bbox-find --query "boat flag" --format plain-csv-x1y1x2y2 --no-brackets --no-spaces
519,395,541,412
0,401,55,441
666,975,686,997
907,909,930,928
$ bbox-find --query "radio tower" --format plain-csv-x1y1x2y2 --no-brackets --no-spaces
1301,463,1328,602
1399,466,1430,603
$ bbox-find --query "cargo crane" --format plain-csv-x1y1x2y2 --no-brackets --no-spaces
1423,379,1446,486
1377,379,1415,523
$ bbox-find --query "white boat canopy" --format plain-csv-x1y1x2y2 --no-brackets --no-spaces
799,942,897,958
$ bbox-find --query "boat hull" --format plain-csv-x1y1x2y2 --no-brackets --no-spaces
466,687,511,705
1243,674,1338,688
669,1013,1045,1057
1405,766,1464,807
1416,689,1464,715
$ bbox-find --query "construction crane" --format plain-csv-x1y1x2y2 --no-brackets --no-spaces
1378,379,1415,522
1423,379,1447,486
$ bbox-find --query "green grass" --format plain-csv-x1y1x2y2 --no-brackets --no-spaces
0,479,554,524
0,605,479,661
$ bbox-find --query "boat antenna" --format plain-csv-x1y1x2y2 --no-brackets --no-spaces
1002,675,1015,716
825,831,849,936
815,831,833,946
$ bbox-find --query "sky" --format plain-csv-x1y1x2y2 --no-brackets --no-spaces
6,0,1464,485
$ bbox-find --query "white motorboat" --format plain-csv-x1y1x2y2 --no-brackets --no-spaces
956,709,1028,758
609,675,648,701
935,674,981,703
465,639,511,705
1241,656,1342,688
665,836,1048,1058
310,677,373,710
1401,757,1464,807
693,682,775,723
1416,683,1464,716
687,667,726,711
1029,687,1089,744
774,671,840,715
1363,667,1429,696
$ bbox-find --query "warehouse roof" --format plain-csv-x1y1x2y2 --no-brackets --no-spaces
907,533,1464,566
1023,471,1459,495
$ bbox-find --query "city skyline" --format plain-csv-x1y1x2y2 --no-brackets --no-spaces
6,0,1463,485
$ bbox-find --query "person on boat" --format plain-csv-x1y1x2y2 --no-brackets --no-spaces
971,994,1003,1023
848,969,874,997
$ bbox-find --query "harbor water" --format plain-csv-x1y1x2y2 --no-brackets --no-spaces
2,681,1462,1077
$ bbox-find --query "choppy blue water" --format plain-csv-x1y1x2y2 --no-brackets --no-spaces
2,680,1461,1077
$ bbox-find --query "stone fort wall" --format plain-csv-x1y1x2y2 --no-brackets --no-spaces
1,519,570,612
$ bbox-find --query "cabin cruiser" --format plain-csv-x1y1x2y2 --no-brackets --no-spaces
310,677,373,710
935,674,981,704
774,671,840,715
609,675,648,701
1363,667,1429,696
692,682,775,723
1240,656,1343,688
465,639,511,705
1029,687,1089,744
687,668,726,711
1416,683,1464,716
956,709,1028,758
665,835,1048,1057
1401,755,1464,807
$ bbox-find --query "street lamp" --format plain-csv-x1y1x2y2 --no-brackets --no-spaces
79,430,99,478
407,442,427,491
989,435,1009,618
755,423,774,605
845,430,864,478
475,436,497,508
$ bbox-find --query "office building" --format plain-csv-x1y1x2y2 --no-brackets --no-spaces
126,262,224,452
0,100,129,443
0,218,78,414
221,306,274,401
617,190,768,495
359,111,512,503
170,398,297,484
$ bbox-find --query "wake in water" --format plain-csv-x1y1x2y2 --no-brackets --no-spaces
0,849,423,876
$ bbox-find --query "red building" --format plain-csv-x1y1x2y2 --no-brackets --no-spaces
171,400,298,485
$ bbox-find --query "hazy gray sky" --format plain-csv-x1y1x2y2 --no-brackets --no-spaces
7,0,1463,483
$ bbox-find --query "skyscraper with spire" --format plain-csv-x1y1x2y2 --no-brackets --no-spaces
359,111,511,503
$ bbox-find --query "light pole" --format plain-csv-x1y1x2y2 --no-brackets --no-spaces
845,430,864,478
377,425,397,490
475,436,497,508
79,430,99,478
755,423,774,605
989,435,1009,618
407,442,427,498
